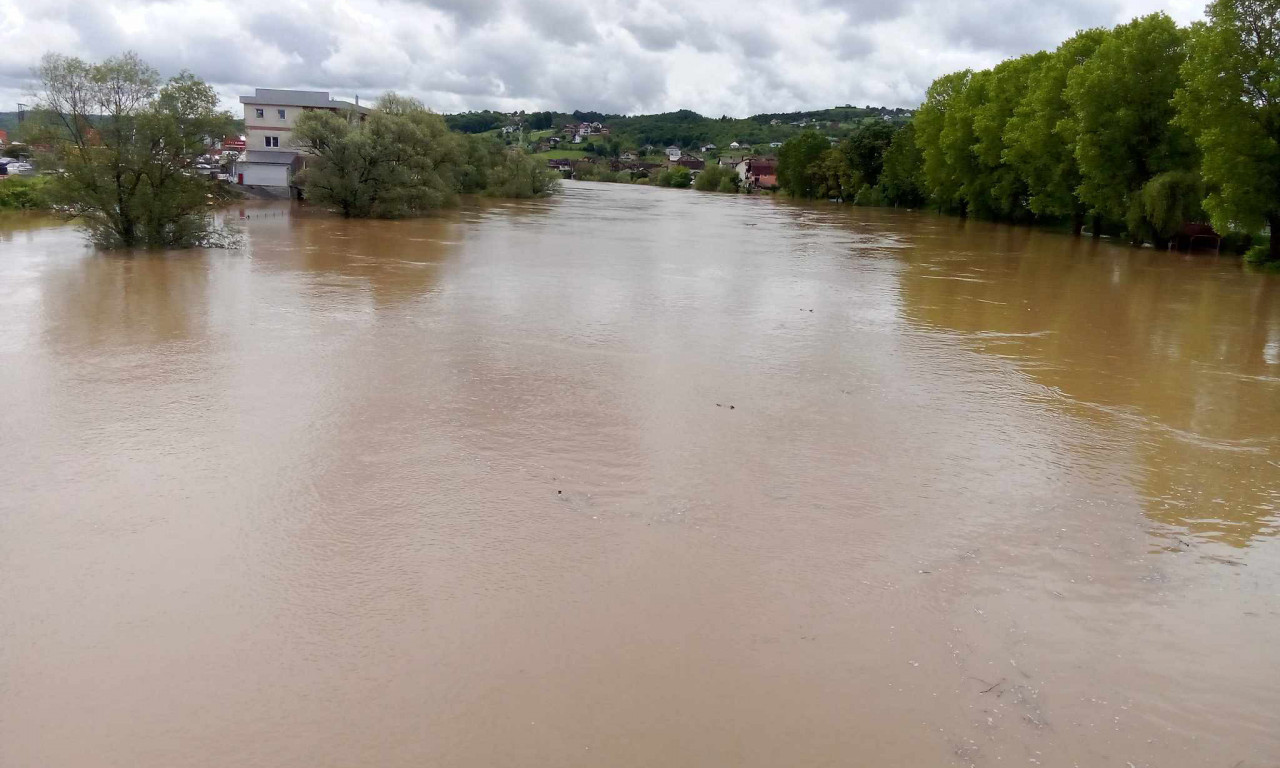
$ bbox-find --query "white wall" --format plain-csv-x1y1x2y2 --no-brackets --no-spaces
237,162,290,187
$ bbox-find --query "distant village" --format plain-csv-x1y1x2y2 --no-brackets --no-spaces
531,120,779,188
525,112,906,190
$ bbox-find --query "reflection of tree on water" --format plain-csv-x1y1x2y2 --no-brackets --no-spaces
38,251,211,349
239,203,466,307
896,217,1280,548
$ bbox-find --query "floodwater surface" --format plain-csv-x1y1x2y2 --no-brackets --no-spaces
1,183,1278,767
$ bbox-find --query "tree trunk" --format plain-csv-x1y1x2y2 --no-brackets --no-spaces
1071,209,1084,236
1091,213,1102,239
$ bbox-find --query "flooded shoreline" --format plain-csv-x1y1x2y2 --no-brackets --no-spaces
2,182,1278,767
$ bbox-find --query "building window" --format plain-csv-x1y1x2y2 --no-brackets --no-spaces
255,108,264,119
264,136,279,148
277,109,286,119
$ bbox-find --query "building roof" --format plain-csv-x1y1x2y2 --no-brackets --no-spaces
237,150,298,165
240,88,371,114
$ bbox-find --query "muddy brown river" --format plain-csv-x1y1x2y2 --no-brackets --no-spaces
1,181,1278,767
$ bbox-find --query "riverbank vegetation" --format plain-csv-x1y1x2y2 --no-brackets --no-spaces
693,164,742,193
292,94,558,219
0,176,52,210
25,53,237,248
776,0,1279,262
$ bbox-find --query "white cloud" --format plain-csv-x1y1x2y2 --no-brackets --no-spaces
0,0,1207,116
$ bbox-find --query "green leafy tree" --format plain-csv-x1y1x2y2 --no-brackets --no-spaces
840,120,896,189
657,165,693,188
29,52,235,248
1175,0,1280,261
972,53,1049,219
776,132,830,197
1137,170,1206,242
1066,13,1197,244
1003,29,1109,232
293,93,556,218
914,70,971,212
293,93,462,217
694,164,740,192
876,124,927,207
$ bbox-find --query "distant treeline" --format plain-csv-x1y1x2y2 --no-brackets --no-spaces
445,106,908,149
776,0,1279,262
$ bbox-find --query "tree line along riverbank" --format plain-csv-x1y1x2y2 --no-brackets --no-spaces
772,0,1278,265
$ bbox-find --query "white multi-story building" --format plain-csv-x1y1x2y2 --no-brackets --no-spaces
234,89,370,189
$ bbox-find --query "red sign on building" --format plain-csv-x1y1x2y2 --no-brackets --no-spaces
221,137,246,151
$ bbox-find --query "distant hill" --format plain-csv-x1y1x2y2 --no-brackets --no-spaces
0,112,23,136
445,106,911,150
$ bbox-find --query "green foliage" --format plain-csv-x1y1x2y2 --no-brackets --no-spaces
656,165,693,188
972,53,1049,218
444,111,506,134
839,120,896,190
1066,14,1196,241
0,175,52,210
1003,29,1108,220
776,132,830,198
876,123,927,207
1136,170,1205,243
852,183,887,207
903,9,1278,250
29,52,235,249
294,93,556,218
694,163,740,192
915,70,971,212
480,147,561,198
1175,0,1280,262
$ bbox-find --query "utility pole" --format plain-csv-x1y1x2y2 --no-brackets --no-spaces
16,103,27,124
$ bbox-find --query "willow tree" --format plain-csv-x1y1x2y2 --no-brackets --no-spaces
30,52,234,248
1176,0,1280,262
293,93,555,218
1065,14,1197,245
292,94,463,218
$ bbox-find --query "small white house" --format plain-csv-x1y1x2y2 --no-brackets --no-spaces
729,141,740,149
700,143,717,153
666,145,682,161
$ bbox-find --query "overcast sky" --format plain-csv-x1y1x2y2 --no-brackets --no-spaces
1,0,1205,118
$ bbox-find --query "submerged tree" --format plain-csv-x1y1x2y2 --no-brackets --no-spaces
875,124,927,207
776,131,831,198
30,52,234,249
293,93,556,218
1176,0,1280,262
693,163,740,192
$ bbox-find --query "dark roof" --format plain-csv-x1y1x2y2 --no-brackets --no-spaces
240,88,371,114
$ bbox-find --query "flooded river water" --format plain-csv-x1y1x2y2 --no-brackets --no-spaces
2,181,1278,767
